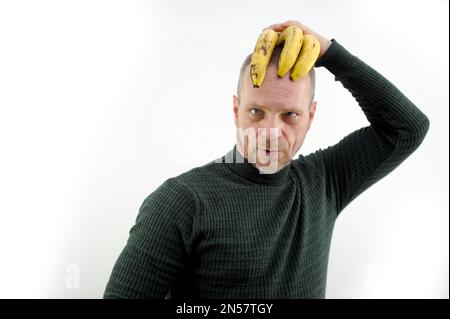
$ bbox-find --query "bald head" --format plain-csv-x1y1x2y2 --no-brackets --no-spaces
236,44,315,106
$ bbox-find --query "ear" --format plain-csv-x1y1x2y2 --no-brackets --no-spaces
233,95,239,127
306,101,317,132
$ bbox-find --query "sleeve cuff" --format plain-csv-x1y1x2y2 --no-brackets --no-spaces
314,38,356,74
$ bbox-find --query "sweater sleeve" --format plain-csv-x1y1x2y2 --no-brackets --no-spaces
303,39,430,216
103,178,197,298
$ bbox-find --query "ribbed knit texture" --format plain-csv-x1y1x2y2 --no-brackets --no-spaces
103,39,429,299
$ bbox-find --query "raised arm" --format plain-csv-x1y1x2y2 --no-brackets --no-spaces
305,38,430,216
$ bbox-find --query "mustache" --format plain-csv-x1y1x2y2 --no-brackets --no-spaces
262,141,285,151
250,142,286,151
257,144,286,151
241,135,286,151
259,148,285,151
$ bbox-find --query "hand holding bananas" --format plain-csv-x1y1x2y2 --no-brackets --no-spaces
250,20,332,88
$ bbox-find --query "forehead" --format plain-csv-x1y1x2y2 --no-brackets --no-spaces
243,64,310,111
248,101,304,114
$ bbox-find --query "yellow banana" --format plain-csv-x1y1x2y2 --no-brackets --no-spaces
276,25,303,78
250,29,279,88
290,35,320,81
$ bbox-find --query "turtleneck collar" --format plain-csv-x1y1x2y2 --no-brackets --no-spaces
221,145,292,186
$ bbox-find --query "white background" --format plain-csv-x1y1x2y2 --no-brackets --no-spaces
0,0,448,298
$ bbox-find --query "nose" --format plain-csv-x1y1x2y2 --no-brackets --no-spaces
258,115,283,144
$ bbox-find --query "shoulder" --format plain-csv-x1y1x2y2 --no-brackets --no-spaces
140,159,224,215
143,175,199,207
171,157,231,191
137,177,199,227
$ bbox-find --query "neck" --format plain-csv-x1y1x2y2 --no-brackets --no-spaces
221,144,292,185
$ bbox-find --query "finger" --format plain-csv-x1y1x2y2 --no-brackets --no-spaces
263,25,278,30
267,23,285,28
281,20,306,29
282,20,302,26
263,25,284,32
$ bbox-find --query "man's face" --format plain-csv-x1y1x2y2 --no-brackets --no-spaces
233,63,317,173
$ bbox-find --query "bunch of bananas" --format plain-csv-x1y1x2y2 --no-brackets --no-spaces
250,25,320,88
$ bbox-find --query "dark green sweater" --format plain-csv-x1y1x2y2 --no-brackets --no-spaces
103,39,429,299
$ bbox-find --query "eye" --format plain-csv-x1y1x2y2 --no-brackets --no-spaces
250,108,263,116
285,112,298,118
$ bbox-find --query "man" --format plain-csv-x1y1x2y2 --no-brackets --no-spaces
104,20,429,299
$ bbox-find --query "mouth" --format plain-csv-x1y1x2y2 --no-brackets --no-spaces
262,149,280,156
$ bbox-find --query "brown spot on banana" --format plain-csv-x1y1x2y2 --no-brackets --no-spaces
262,46,267,55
